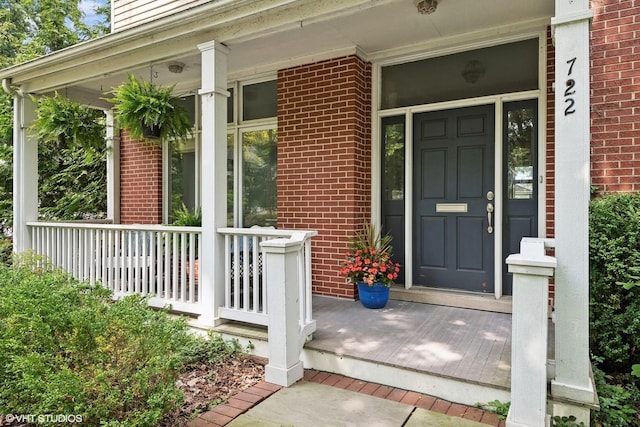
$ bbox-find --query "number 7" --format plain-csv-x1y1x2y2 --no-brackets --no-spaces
567,57,576,76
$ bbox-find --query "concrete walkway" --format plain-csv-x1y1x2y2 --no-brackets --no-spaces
188,370,506,427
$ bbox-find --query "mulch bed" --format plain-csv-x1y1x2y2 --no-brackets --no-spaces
158,355,265,426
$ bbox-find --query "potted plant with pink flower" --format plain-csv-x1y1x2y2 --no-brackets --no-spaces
339,223,401,309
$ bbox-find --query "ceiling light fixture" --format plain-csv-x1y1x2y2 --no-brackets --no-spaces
414,0,437,15
168,61,185,74
462,60,486,84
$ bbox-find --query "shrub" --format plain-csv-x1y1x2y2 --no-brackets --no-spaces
591,358,640,427
0,257,192,426
589,192,640,373
179,330,245,367
0,234,11,266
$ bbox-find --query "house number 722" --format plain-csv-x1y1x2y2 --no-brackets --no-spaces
564,57,577,116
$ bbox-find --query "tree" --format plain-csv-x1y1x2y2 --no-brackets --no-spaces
0,1,111,234
33,93,108,220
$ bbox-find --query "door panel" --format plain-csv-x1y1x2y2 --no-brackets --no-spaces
420,216,446,268
414,105,495,292
457,217,484,271
458,147,484,197
421,149,447,198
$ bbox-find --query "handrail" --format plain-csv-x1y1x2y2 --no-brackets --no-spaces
217,227,317,334
218,227,316,238
27,221,201,233
28,222,202,314
27,222,317,335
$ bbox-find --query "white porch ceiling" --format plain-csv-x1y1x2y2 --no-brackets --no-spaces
0,0,554,105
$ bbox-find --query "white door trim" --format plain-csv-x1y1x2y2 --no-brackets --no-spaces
372,32,547,301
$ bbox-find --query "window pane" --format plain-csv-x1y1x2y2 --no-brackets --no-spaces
227,134,234,226
243,80,277,121
227,87,234,124
381,116,405,283
174,95,196,126
242,130,277,227
170,146,196,221
383,121,405,201
506,106,535,200
381,39,538,109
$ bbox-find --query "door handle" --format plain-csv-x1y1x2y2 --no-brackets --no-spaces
486,202,494,234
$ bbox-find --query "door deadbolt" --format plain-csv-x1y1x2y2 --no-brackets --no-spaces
487,191,494,201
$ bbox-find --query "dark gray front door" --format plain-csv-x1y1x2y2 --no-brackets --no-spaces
413,105,495,292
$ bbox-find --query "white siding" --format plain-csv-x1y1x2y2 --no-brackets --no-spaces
113,0,211,31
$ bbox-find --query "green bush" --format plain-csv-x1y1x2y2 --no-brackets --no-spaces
179,330,245,367
591,358,640,427
0,234,11,266
589,192,640,373
0,257,192,426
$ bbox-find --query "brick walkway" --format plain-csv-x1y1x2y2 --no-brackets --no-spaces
188,370,507,426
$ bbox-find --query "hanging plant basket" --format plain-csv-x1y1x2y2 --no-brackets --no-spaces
105,74,192,144
31,92,106,150
142,124,162,139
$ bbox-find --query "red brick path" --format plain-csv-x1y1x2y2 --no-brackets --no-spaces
188,370,506,426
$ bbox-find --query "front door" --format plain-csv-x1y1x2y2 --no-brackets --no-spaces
413,105,495,292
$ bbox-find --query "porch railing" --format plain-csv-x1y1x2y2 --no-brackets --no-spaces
26,222,316,335
28,222,202,314
217,227,317,336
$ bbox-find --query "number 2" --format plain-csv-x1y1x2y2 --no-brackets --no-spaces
564,98,575,116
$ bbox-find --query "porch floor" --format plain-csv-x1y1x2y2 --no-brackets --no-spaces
306,295,555,391
215,295,556,404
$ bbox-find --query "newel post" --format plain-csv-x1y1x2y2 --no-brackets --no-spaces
506,238,556,427
261,233,306,387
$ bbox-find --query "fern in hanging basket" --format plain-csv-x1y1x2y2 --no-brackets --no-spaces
32,92,105,150
106,74,192,143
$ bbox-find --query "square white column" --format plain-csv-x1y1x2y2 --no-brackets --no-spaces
550,0,596,406
13,94,38,253
197,41,230,326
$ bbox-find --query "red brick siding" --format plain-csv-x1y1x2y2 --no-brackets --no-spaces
590,0,640,193
545,27,556,305
119,130,163,224
546,27,556,240
278,55,372,299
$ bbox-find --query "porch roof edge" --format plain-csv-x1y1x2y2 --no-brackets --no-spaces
0,0,382,92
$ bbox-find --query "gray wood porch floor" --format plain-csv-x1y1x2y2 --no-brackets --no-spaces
306,295,555,391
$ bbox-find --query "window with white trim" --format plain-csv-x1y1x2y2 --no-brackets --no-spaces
167,78,277,226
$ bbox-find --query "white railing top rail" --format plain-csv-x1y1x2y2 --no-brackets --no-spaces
217,227,317,239
28,221,202,233
519,236,556,250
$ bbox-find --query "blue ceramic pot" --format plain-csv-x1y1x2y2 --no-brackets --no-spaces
357,282,390,309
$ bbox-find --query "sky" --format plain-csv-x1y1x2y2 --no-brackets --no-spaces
79,0,108,26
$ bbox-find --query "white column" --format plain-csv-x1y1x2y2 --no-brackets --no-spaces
261,235,305,387
550,0,596,407
105,110,120,223
197,41,230,326
13,94,38,253
506,238,556,427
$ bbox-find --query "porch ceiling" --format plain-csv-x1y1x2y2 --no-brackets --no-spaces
0,0,553,105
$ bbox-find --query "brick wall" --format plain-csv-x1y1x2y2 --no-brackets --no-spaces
119,130,163,224
546,27,556,241
590,0,640,193
278,55,372,299
545,27,556,306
